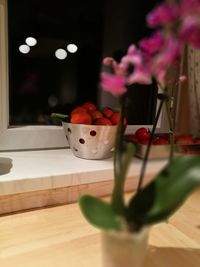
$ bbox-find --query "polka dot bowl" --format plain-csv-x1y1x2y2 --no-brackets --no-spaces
62,122,117,159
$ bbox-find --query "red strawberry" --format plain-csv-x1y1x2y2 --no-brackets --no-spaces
135,128,150,143
193,139,200,144
153,137,169,145
95,117,112,125
71,106,87,116
126,134,138,143
70,112,92,125
102,107,114,118
82,102,96,112
110,112,120,125
110,112,127,126
175,134,193,145
90,110,103,121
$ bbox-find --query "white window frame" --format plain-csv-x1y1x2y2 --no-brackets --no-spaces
0,0,68,151
0,0,169,151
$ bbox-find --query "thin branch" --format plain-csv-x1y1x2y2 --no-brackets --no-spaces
137,93,167,192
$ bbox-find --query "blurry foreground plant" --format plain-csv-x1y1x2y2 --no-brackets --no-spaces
79,0,200,232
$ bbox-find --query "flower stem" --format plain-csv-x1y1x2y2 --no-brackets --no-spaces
165,100,174,163
112,94,127,215
136,93,167,192
166,47,185,163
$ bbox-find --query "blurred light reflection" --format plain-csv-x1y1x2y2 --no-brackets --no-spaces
25,37,37,46
67,44,78,53
19,44,30,54
55,49,67,60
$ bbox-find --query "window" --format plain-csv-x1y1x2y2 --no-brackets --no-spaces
0,0,168,151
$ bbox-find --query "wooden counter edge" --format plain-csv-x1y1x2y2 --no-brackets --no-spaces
0,174,155,215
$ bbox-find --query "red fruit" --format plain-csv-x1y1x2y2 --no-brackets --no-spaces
135,128,150,143
102,107,114,118
153,137,169,145
193,139,200,144
175,134,193,145
71,106,87,116
82,102,96,112
90,110,103,121
110,112,120,125
110,112,127,126
95,117,112,125
70,112,92,125
126,134,138,143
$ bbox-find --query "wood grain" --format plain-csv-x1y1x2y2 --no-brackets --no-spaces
0,189,199,267
0,174,154,215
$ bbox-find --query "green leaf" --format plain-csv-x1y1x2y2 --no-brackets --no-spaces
126,156,200,227
79,195,122,231
51,113,69,122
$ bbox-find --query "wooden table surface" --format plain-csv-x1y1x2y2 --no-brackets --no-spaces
0,189,200,267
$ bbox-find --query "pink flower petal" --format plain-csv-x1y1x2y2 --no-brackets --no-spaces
103,57,115,66
151,37,182,83
101,73,127,96
128,66,152,85
180,0,200,16
147,3,179,28
179,16,200,48
139,32,164,55
154,67,167,84
120,53,142,67
127,45,137,55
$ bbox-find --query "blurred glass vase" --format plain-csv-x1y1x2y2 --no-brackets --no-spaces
101,228,150,267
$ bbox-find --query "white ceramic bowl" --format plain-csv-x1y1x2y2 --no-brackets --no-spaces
62,122,117,159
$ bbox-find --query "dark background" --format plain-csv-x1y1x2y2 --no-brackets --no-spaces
8,0,161,125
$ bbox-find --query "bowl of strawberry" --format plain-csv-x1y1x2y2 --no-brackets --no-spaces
125,128,200,159
125,128,169,159
54,102,125,159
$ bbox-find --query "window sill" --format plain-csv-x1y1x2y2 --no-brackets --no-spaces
0,149,167,214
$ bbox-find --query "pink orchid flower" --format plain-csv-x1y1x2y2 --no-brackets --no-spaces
101,0,200,94
101,73,127,96
103,57,127,76
147,3,179,28
139,32,164,56
127,65,152,85
119,44,143,68
120,52,142,68
179,16,200,48
103,57,115,66
180,0,200,16
152,37,181,83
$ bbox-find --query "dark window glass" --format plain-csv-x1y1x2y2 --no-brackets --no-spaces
8,0,160,125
